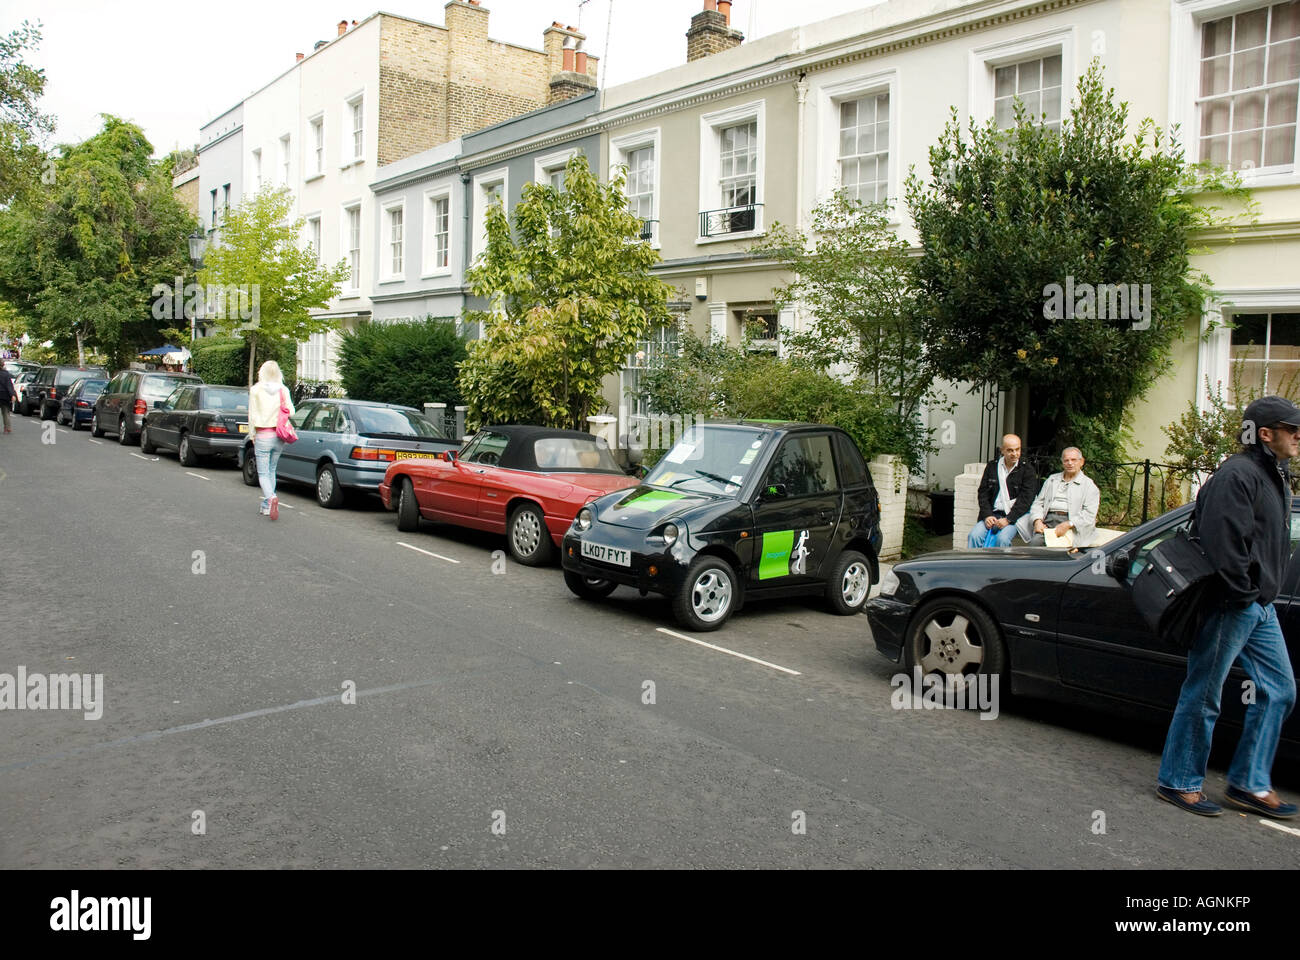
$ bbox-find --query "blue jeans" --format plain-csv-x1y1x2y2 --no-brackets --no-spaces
967,518,1018,548
1158,602,1297,794
253,432,284,510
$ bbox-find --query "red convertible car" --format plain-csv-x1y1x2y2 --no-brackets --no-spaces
379,424,639,565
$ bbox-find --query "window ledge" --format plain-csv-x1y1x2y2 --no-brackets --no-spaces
377,277,405,285
420,268,454,280
339,158,364,171
303,172,325,184
696,230,765,245
338,291,361,300
1236,169,1300,189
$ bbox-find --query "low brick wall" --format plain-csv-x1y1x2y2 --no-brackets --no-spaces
868,454,909,561
952,461,986,550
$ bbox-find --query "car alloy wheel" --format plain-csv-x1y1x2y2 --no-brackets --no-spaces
672,556,738,632
90,412,104,437
563,570,617,600
179,433,198,467
842,561,870,606
316,463,344,508
692,570,732,621
507,503,553,566
903,597,1007,703
825,549,872,615
139,425,156,454
118,417,129,444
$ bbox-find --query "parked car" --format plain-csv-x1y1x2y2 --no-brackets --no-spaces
92,370,202,443
56,377,108,429
380,425,639,565
3,360,38,381
561,420,883,632
11,369,38,414
25,364,109,419
864,499,1300,758
241,398,459,508
141,383,250,465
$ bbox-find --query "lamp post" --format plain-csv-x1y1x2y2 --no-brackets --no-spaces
186,229,207,346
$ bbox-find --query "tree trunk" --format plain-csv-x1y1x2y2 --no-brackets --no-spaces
75,331,84,366
246,335,258,386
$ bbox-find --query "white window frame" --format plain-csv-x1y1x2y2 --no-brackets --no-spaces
422,187,454,278
251,148,262,190
534,147,579,190
341,201,362,295
307,114,325,180
1171,0,1300,185
279,134,291,185
342,90,365,166
698,100,766,244
304,213,322,264
816,70,900,219
471,167,509,263
969,28,1076,128
1197,287,1300,410
380,199,406,283
610,127,662,248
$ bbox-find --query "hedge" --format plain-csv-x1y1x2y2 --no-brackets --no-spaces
337,317,466,409
191,336,297,386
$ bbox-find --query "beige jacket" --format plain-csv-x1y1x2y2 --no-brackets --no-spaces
248,381,293,431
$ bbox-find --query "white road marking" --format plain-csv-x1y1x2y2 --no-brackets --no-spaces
396,541,460,564
130,453,159,461
1260,819,1300,838
185,471,210,481
655,627,802,676
280,503,295,509
87,438,102,445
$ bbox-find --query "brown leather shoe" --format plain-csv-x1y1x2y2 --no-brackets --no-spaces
1156,785,1223,816
1224,785,1299,818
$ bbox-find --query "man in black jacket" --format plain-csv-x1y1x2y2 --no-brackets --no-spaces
1156,395,1299,819
965,434,1037,548
0,366,14,433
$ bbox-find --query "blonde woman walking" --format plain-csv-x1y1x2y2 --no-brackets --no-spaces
247,360,294,519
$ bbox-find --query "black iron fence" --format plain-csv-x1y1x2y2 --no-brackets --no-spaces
1015,451,1191,529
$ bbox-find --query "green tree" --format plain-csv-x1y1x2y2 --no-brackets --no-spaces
458,153,672,429
0,21,54,205
0,116,194,366
338,317,466,408
905,60,1254,462
199,185,349,384
755,191,929,417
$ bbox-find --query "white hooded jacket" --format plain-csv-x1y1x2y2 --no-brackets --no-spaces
247,379,293,431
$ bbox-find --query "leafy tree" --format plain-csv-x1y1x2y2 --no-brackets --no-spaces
191,335,297,387
905,60,1254,462
0,21,54,205
755,191,929,416
338,317,466,408
459,153,671,429
198,185,349,384
0,116,194,366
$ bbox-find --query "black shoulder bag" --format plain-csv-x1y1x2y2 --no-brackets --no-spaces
1128,507,1220,651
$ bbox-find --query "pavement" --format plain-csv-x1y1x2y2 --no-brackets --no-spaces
2,413,1298,868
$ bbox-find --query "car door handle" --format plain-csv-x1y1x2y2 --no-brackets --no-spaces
475,468,486,474
818,509,836,522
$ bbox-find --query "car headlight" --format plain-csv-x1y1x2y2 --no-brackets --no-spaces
878,569,900,597
575,507,593,531
661,522,679,548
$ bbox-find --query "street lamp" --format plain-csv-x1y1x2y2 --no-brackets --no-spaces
186,229,207,345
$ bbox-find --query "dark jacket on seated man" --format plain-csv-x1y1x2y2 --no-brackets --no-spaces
977,457,1039,523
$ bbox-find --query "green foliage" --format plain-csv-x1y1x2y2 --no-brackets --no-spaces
0,21,54,205
905,59,1256,451
640,327,928,471
755,192,929,415
198,185,349,383
338,317,467,408
459,153,672,429
901,514,931,560
0,116,195,367
192,335,296,387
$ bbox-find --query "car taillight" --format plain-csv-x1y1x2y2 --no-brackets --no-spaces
49,387,57,399
133,399,147,415
75,400,90,408
351,447,396,461
206,423,228,434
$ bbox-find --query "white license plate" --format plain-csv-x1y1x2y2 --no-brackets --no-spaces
581,540,630,567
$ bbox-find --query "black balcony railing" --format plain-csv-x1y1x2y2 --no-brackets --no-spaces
638,219,658,242
699,203,762,238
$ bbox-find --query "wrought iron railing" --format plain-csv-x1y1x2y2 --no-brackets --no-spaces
698,203,762,238
638,219,658,242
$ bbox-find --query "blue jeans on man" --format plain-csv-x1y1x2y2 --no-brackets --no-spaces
966,516,1019,548
1158,601,1297,795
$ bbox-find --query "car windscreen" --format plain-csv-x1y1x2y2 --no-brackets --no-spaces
140,376,194,400
201,388,249,413
80,380,107,397
643,425,766,496
533,436,622,472
56,368,103,386
351,406,446,439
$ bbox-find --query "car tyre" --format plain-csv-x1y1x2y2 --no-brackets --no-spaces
564,570,618,600
56,406,67,426
90,411,105,437
673,555,738,632
395,478,421,532
825,550,872,615
507,502,553,566
178,432,199,467
117,417,135,446
903,596,1007,706
242,446,258,486
39,401,54,421
316,463,345,508
139,425,157,454
68,414,80,431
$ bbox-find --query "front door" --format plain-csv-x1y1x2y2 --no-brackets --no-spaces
749,433,842,588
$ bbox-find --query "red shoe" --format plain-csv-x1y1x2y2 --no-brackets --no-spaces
269,496,279,521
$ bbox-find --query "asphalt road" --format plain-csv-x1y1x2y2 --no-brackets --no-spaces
1,413,1297,868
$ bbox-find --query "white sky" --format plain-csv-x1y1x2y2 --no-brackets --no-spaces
2,0,879,157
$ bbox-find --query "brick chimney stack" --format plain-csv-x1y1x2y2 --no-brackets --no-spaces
543,21,598,104
687,0,743,62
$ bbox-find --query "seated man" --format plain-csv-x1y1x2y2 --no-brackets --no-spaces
966,434,1037,548
1019,447,1101,547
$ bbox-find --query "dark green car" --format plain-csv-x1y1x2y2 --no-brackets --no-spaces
561,420,882,632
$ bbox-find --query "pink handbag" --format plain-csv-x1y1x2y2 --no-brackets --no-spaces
276,388,298,443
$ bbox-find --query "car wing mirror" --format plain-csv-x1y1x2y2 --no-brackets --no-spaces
1106,548,1133,580
761,483,788,501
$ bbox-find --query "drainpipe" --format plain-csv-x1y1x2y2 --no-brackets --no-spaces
790,72,809,343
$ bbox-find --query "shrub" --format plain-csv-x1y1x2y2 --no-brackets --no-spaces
337,317,466,409
191,335,296,386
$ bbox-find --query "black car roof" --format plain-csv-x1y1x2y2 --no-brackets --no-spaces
692,419,846,433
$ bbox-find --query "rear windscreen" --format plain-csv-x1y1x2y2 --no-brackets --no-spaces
203,389,249,413
141,376,194,399
56,369,103,386
352,407,446,438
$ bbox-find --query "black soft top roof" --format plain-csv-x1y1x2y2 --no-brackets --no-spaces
475,424,619,472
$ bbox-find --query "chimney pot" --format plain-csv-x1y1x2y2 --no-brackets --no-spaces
562,47,575,71
574,50,588,73
552,20,563,28
296,52,305,61
337,20,347,36
567,24,576,31
704,0,717,11
718,0,732,22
